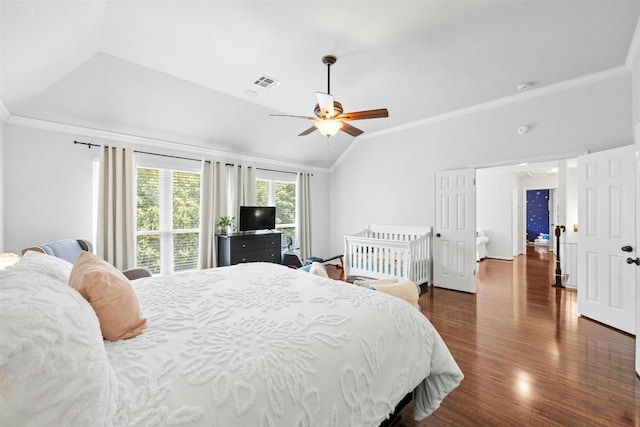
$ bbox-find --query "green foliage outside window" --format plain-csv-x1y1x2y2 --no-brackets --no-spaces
137,234,160,275
136,168,200,274
137,168,160,273
256,180,268,206
255,178,297,249
174,232,199,271
173,171,200,229
275,182,295,225
137,168,159,231
172,171,200,271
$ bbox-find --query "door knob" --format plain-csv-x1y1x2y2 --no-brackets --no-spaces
436,233,441,238
626,257,640,265
621,245,633,252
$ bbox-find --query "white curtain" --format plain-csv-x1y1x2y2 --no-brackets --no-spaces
97,146,136,270
199,160,227,268
296,172,313,260
228,164,256,219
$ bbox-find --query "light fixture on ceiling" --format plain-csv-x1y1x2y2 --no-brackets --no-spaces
518,125,530,135
314,119,343,137
516,82,532,91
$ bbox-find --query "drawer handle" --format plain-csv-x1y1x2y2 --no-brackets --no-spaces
270,254,274,257
241,244,246,248
241,258,247,262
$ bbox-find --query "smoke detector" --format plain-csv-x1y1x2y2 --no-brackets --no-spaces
516,81,534,91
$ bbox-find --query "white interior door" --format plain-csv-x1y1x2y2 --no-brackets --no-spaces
634,124,640,376
433,169,476,293
577,145,636,335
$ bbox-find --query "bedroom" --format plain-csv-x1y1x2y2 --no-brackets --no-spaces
1,0,640,425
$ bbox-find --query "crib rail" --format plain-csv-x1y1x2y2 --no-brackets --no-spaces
344,225,432,285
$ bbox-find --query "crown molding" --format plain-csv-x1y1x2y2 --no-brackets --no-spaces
365,67,629,139
5,115,329,173
626,16,640,70
331,66,629,170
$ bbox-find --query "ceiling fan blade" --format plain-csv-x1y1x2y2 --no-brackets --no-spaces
298,126,318,136
270,114,315,120
338,108,389,121
316,92,335,118
340,122,364,137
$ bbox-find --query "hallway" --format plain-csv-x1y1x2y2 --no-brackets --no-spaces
403,246,638,425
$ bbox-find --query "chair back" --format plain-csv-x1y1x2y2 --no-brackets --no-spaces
23,239,93,264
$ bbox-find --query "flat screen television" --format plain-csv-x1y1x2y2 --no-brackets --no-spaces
239,206,276,232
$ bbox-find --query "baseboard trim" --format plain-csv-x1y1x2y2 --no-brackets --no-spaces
485,256,514,261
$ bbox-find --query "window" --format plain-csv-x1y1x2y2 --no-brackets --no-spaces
136,167,200,274
255,177,296,249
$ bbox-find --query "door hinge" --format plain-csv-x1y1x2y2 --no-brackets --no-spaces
473,269,476,276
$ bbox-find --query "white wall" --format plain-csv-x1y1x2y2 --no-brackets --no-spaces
476,169,514,259
4,125,96,252
0,119,4,252
3,124,331,260
330,73,633,256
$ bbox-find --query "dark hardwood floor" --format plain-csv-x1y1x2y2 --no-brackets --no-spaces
326,246,639,426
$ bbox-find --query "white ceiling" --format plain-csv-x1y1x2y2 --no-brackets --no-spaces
2,1,639,169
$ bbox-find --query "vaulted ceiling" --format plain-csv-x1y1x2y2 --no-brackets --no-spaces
2,1,639,168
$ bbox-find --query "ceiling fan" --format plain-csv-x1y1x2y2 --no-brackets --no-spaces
271,55,389,138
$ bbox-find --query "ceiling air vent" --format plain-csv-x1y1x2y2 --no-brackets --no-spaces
254,75,281,89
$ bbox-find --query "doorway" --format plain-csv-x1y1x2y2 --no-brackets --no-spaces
526,188,551,248
476,161,563,261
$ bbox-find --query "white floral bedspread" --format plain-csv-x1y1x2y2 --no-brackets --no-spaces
107,262,462,426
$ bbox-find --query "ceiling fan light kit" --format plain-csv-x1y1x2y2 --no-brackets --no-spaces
314,119,343,137
270,55,389,138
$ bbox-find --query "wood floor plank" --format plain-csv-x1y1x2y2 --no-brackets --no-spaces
326,246,639,425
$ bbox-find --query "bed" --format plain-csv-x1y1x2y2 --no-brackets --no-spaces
344,224,433,285
0,252,462,426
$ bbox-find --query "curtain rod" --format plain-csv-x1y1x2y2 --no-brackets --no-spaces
257,167,299,176
74,140,205,163
73,141,310,175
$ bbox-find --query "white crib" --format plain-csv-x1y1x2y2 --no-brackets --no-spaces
344,224,432,285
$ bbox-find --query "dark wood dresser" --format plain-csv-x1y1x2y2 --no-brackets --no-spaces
217,231,282,266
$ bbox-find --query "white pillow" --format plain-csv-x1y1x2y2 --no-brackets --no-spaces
11,251,73,285
0,269,118,426
309,261,329,278
353,278,399,287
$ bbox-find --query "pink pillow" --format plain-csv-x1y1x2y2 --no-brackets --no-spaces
69,251,147,340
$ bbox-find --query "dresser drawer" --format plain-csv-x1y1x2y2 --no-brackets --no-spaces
230,248,280,264
229,235,280,252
